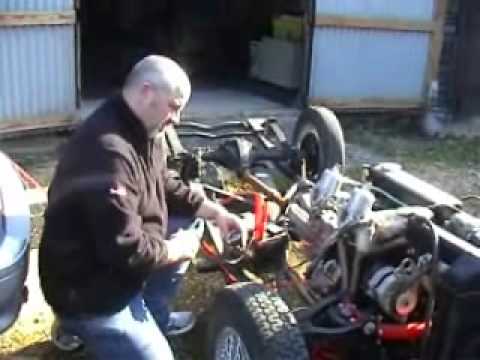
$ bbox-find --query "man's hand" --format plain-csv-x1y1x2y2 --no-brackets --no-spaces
196,199,246,242
213,210,245,240
164,219,204,264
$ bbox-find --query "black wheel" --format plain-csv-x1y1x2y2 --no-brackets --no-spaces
206,282,309,360
292,106,345,179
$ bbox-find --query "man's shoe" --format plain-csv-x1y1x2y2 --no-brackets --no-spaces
51,319,83,352
166,311,196,337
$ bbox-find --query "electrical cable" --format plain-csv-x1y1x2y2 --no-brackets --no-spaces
420,218,440,360
298,291,367,336
307,220,353,279
337,238,349,292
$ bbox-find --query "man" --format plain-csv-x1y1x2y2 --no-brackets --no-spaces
39,55,243,359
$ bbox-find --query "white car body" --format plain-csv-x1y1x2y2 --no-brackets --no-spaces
0,151,31,333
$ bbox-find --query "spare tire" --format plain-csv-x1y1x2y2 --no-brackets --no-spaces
206,282,309,360
292,106,345,180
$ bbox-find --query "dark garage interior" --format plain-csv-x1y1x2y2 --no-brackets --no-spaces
79,0,308,114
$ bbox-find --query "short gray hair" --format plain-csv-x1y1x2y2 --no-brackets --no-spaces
124,55,191,103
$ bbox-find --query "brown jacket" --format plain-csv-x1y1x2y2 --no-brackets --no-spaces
39,95,203,316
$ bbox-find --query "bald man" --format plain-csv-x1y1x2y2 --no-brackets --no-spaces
39,55,243,359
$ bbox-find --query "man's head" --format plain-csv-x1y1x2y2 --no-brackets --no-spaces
122,55,191,134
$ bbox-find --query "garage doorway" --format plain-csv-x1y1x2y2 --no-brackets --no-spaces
77,0,309,120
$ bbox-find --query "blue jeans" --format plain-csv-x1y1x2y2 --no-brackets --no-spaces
59,216,193,360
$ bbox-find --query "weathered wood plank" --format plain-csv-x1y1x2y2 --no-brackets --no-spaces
0,11,75,27
315,15,435,32
310,97,425,110
0,115,76,138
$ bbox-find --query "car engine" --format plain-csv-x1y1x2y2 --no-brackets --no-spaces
283,164,480,359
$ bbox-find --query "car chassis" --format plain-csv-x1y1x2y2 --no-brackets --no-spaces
166,107,480,360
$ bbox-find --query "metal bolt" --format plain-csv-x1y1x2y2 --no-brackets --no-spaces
363,322,376,336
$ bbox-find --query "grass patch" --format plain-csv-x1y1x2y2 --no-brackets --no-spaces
344,122,480,169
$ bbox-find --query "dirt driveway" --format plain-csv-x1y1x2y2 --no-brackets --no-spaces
0,119,479,359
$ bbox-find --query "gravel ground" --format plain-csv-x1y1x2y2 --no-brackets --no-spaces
1,119,479,359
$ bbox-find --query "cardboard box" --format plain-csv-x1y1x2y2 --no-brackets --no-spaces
250,37,303,89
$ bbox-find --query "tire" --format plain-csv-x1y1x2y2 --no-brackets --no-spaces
206,282,309,360
292,106,345,180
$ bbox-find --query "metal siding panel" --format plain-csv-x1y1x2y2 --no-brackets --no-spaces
0,0,73,12
0,25,76,122
315,0,435,21
309,28,429,100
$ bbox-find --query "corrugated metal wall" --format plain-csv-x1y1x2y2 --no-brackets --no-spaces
315,0,434,21
310,0,437,107
0,0,72,12
0,0,76,128
310,29,430,101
